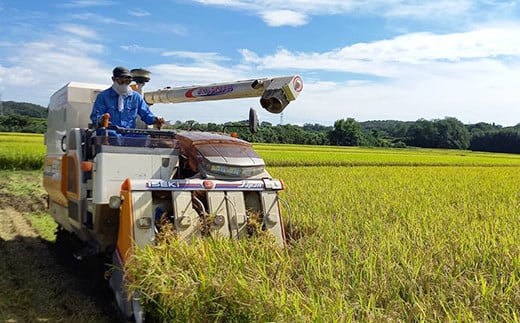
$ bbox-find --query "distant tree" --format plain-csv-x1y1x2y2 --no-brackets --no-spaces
303,123,332,132
329,118,362,146
305,130,329,145
405,119,438,147
172,120,184,128
256,126,272,143
24,118,47,133
405,117,470,149
470,128,520,153
0,115,29,132
0,115,47,133
360,120,411,138
0,101,47,133
466,122,501,137
360,129,380,147
435,117,470,149
390,122,410,138
185,120,200,130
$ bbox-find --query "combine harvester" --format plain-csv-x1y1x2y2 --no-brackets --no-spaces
43,69,303,321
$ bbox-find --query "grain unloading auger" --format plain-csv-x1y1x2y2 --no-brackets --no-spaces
43,70,303,322
134,69,302,114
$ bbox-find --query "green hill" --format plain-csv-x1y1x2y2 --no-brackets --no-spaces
1,101,47,118
0,101,47,133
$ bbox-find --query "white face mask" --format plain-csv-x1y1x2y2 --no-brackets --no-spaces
112,82,131,95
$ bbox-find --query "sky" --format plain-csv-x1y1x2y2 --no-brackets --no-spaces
1,0,520,127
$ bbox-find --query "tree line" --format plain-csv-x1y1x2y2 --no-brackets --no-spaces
167,118,520,154
2,101,520,154
0,101,47,133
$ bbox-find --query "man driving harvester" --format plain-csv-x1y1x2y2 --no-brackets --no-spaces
90,66,164,132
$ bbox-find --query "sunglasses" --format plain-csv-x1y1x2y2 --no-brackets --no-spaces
115,78,132,85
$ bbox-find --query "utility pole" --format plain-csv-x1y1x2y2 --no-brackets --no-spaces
280,112,284,125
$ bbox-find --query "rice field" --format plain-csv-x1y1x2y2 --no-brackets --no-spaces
2,132,519,321
0,132,45,170
254,143,520,167
128,146,520,322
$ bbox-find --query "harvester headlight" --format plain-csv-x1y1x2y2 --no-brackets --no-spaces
209,164,241,176
109,196,122,209
202,160,264,178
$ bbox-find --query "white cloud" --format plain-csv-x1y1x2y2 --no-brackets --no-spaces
383,0,473,18
0,35,110,105
59,0,116,8
194,0,357,13
2,10,520,128
121,44,163,54
240,25,520,76
0,65,38,86
162,51,231,62
192,0,489,26
146,62,245,86
128,8,151,17
141,22,188,36
260,10,308,27
58,24,98,39
70,13,133,26
141,52,520,127
234,25,520,126
296,59,520,126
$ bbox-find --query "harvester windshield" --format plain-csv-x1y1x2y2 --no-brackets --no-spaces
175,131,265,179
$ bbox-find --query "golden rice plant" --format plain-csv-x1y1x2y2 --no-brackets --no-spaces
6,132,518,320
128,165,520,322
0,132,45,169
254,143,520,167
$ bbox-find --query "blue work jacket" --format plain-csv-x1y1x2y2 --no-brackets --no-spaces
90,87,156,128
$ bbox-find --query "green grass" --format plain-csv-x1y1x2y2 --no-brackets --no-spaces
0,170,56,241
0,169,44,195
27,211,57,242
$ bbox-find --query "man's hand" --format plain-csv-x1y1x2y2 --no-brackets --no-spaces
154,117,165,130
98,113,111,128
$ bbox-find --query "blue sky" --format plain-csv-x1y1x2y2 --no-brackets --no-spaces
1,0,520,126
